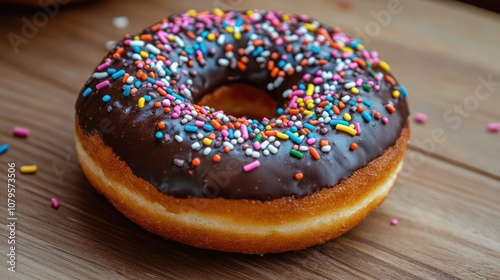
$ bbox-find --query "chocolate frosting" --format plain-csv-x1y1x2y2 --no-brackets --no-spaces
75,10,409,201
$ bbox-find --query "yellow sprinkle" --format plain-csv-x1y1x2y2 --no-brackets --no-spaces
350,124,355,129
225,26,234,33
167,35,175,42
303,110,314,115
138,97,145,108
379,61,391,72
246,10,254,16
276,132,289,140
342,47,354,53
234,32,241,40
306,83,314,96
336,124,357,136
133,35,139,40
139,51,148,58
392,90,400,98
357,44,365,50
343,113,352,121
207,33,215,41
187,9,197,17
351,87,359,94
304,23,316,32
20,165,37,174
213,8,224,17
282,14,290,21
306,103,314,110
297,98,303,103
202,138,212,146
265,125,272,131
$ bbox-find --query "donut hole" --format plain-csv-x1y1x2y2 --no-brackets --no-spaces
197,83,277,120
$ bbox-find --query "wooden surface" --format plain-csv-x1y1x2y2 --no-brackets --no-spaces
1,0,499,279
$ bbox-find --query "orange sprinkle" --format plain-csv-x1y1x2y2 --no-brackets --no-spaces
186,31,196,40
320,139,328,147
318,59,328,65
191,158,200,166
386,104,396,114
212,154,221,162
385,75,396,85
224,146,231,153
350,143,359,151
156,55,166,61
339,71,346,77
211,120,221,130
289,109,300,115
357,105,364,113
294,172,303,180
187,60,194,67
208,133,216,140
253,39,263,46
130,88,137,95
265,131,277,136
287,67,295,76
154,102,161,108
353,58,366,68
140,34,152,41
271,52,279,60
157,121,165,129
300,59,308,66
333,105,340,115
374,112,381,119
241,56,249,63
122,73,129,84
112,53,121,59
157,88,167,96
238,48,245,56
338,101,345,109
308,120,319,126
150,23,162,32
225,44,233,52
267,60,275,71
237,61,247,71
286,44,293,52
309,147,320,160
270,67,279,78
164,108,171,113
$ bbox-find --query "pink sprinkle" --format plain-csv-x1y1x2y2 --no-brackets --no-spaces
312,77,323,85
354,123,361,135
382,118,389,125
96,80,110,90
240,124,249,140
221,129,229,137
390,218,399,226
487,123,500,133
253,142,261,150
13,127,30,138
414,112,427,124
306,138,316,145
97,61,110,71
243,160,260,172
51,197,60,209
195,121,204,127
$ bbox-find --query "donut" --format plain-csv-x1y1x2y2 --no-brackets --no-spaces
75,9,409,254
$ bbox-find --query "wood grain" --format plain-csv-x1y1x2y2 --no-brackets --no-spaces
0,0,499,279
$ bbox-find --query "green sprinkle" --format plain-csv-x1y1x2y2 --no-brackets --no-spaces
362,84,372,91
290,149,303,159
254,134,262,142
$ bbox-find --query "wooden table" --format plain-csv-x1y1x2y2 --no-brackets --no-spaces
1,0,499,278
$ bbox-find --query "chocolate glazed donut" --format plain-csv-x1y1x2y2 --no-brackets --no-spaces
75,10,409,253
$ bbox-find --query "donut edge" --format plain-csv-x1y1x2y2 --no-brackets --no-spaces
75,117,409,254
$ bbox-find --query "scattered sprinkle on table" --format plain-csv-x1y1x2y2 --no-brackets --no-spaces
51,197,60,209
414,112,427,124
0,143,8,155
487,123,500,133
390,218,399,226
20,165,37,174
112,16,129,29
13,127,30,138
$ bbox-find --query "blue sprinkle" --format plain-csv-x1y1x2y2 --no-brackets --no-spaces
326,96,334,102
0,143,9,155
164,68,173,76
298,83,306,90
258,124,265,131
285,130,303,144
221,22,228,28
333,99,339,105
155,131,164,139
307,133,315,139
328,110,334,116
247,126,252,133
235,17,243,26
102,95,111,102
251,46,264,57
201,30,209,37
349,100,357,106
111,69,126,79
311,46,320,54
82,87,92,97
134,80,142,88
147,77,156,84
144,95,152,102
363,100,372,107
107,68,117,74
185,47,194,55
203,124,214,132
361,111,373,122
200,42,207,55
228,128,234,139
277,108,284,115
330,120,349,127
400,85,408,98
171,93,185,102
132,46,141,53
324,104,332,111
123,85,131,96
278,60,286,68
184,126,198,133
166,87,173,94
290,126,298,133
149,54,156,59
349,40,360,48
303,123,315,131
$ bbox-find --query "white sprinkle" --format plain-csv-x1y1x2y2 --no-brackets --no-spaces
344,82,356,89
299,145,309,152
146,44,161,55
197,133,204,139
129,40,145,47
268,136,276,142
191,142,201,150
230,139,237,145
131,53,142,61
237,137,244,144
203,147,211,156
217,34,225,45
105,40,116,50
92,72,108,79
112,16,129,29
170,62,178,73
274,141,281,147
261,141,270,149
252,151,260,158
174,135,183,142
245,149,253,156
268,145,278,154
321,145,332,153
341,95,351,103
126,76,134,84
263,150,270,156
181,118,188,124
174,36,185,47
217,58,230,67
223,142,234,149
234,130,242,138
